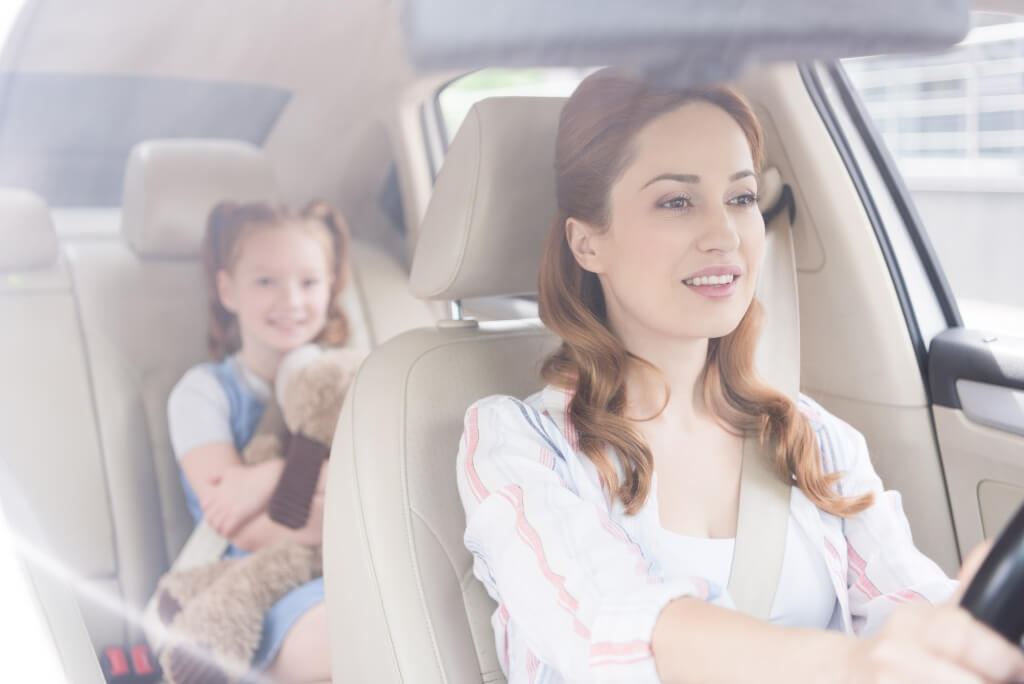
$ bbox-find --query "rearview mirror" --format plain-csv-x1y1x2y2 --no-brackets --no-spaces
402,0,970,87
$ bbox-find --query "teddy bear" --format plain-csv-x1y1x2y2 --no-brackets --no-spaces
150,344,366,684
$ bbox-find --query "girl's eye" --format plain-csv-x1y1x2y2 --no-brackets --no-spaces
302,278,320,289
730,193,759,207
659,195,692,210
256,277,274,287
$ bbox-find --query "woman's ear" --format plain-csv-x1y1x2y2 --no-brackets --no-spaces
216,270,237,313
566,217,606,274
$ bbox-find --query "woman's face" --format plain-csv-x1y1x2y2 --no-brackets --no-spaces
568,101,764,347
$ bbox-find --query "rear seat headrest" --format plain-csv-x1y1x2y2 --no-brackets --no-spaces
411,97,564,301
410,97,785,302
121,139,278,258
0,188,58,272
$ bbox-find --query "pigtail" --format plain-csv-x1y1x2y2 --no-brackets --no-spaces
303,200,351,347
201,201,242,360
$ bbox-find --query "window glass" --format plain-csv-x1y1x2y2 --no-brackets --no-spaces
437,67,594,143
843,12,1024,336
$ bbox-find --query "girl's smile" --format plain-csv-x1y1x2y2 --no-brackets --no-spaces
217,222,333,372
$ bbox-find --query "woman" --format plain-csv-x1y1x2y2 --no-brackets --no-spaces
456,69,1024,683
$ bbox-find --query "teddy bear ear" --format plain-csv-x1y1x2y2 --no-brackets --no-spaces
275,344,322,406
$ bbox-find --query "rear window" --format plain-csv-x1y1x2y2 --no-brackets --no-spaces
0,73,290,207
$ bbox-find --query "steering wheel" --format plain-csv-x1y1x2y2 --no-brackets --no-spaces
960,499,1024,648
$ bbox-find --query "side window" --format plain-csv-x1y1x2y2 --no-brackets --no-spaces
843,12,1024,337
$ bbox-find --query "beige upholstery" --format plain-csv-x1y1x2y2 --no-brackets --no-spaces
0,190,125,649
325,96,801,682
0,142,283,647
121,139,279,257
410,97,564,300
33,141,279,644
0,188,59,271
30,137,427,650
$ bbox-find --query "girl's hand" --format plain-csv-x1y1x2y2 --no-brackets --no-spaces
296,491,325,547
845,540,1024,683
202,462,279,538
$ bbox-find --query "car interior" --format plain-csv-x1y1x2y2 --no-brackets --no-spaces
0,0,1022,681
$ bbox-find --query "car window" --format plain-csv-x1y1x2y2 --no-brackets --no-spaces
843,12,1024,337
437,67,593,143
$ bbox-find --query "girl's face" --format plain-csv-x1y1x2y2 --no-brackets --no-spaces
568,101,764,348
217,222,333,357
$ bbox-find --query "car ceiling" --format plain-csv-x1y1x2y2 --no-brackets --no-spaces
0,0,420,239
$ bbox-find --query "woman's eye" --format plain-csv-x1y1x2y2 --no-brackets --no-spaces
659,195,692,210
730,193,759,207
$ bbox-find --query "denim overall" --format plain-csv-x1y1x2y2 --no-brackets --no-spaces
179,356,325,671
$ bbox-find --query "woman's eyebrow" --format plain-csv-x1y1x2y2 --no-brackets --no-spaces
641,169,756,189
642,172,699,189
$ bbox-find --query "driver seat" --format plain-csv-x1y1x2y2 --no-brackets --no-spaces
323,95,801,682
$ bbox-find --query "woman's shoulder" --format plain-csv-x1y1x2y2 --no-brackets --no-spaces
796,392,869,476
465,387,572,452
467,387,546,414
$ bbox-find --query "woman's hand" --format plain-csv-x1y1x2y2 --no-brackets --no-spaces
202,461,282,537
845,541,1024,683
845,602,1024,683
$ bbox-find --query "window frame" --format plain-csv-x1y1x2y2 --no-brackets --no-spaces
800,61,964,386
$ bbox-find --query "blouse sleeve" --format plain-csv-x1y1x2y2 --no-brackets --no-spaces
457,395,730,683
804,396,959,636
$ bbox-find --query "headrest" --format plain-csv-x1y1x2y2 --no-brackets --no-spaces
120,139,278,258
0,188,58,272
411,97,564,300
410,96,786,301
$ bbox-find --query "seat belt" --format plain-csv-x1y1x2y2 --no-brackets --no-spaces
727,434,792,620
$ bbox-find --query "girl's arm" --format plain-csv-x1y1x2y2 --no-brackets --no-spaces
180,442,285,537
229,488,325,551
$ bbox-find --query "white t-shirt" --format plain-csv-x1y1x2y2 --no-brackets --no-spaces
657,511,839,629
166,355,272,459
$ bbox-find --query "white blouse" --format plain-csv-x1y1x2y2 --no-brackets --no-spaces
456,384,958,684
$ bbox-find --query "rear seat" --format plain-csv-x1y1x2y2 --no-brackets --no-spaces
0,188,126,649
61,140,285,645
1,139,436,653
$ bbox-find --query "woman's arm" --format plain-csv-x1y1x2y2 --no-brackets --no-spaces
652,598,850,683
460,396,721,683
652,594,1024,684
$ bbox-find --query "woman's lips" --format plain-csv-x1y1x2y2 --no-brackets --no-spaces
683,276,740,298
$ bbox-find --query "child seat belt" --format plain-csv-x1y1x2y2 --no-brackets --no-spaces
727,435,792,620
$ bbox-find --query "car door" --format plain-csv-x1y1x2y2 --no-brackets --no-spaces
817,8,1024,557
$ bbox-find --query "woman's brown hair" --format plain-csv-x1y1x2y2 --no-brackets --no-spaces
200,199,352,360
538,68,873,517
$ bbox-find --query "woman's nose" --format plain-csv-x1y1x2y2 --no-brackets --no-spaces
697,207,741,253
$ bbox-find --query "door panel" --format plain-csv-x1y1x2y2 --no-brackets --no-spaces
931,328,1024,550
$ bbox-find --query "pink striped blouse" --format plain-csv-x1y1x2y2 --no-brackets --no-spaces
456,384,957,683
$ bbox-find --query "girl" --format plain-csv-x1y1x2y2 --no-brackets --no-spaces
167,200,349,683
456,69,1024,683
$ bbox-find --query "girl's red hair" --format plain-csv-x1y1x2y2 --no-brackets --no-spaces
200,199,351,360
